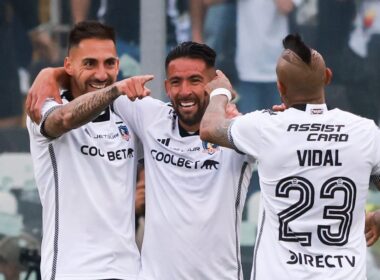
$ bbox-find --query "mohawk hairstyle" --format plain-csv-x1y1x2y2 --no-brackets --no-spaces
282,34,312,65
165,41,216,71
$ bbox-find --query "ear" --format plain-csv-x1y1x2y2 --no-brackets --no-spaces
277,80,286,97
115,58,120,77
164,79,170,98
324,68,333,85
64,57,73,75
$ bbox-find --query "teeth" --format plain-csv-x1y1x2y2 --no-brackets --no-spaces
90,83,107,89
180,101,195,107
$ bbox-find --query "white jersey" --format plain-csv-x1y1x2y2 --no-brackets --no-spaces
229,104,380,280
113,96,255,280
27,92,141,280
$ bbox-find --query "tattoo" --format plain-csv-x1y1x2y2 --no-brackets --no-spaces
213,119,232,148
201,98,233,149
45,85,121,138
71,85,119,124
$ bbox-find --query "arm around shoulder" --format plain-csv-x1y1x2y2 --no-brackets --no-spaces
200,95,233,149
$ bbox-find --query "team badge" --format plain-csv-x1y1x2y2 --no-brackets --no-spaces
118,124,130,141
202,141,220,155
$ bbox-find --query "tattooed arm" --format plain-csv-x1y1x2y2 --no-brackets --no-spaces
200,95,233,148
200,70,235,148
43,75,153,138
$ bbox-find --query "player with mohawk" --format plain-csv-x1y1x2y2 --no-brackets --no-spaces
201,34,380,279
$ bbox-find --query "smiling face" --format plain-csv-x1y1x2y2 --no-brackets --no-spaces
64,38,119,98
165,57,215,132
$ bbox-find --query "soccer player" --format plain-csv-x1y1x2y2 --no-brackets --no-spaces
27,42,255,279
200,34,380,279
26,21,152,280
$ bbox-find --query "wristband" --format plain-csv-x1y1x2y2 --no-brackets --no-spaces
209,88,232,102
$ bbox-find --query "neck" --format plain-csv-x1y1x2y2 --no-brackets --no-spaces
285,93,325,108
178,120,200,134
70,80,82,99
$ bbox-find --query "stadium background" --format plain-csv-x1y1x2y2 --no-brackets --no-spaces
1,0,380,279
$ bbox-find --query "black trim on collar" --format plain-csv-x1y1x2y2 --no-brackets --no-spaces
92,107,110,122
178,122,199,137
61,90,110,122
291,104,307,111
291,104,330,111
61,90,74,102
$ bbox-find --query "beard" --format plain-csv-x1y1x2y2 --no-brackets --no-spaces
173,100,208,128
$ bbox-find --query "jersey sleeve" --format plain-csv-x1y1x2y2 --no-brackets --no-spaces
26,99,63,142
371,125,380,176
229,111,262,159
113,96,162,140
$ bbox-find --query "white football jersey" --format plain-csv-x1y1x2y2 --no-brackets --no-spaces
229,104,380,280
27,92,141,280
113,96,255,280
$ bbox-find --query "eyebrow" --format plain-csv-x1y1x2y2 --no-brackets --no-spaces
169,74,203,81
82,57,118,63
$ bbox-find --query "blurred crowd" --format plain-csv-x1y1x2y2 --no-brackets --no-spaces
2,0,380,129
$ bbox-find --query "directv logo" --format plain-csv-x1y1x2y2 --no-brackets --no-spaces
157,138,171,147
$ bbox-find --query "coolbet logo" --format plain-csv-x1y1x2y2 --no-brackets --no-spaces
202,141,220,155
118,124,130,141
150,149,219,170
80,145,134,161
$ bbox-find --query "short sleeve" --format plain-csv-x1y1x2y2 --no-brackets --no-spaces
229,111,262,159
113,96,165,141
27,99,63,140
371,127,380,176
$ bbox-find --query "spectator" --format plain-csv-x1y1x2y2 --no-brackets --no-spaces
190,0,238,83
235,0,303,114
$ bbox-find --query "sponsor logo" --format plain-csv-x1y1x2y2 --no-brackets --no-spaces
310,108,324,115
262,109,277,115
150,149,219,170
286,250,355,268
84,128,119,140
201,159,219,170
80,145,134,161
157,138,171,147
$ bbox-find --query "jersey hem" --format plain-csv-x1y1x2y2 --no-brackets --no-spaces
53,273,138,280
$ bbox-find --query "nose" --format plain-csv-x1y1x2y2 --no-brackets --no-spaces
179,81,192,97
94,65,108,81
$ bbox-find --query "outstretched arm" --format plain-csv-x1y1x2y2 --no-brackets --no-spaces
43,75,154,138
365,209,380,246
200,70,235,149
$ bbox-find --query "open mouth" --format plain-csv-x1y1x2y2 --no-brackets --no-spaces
179,101,196,108
89,82,107,89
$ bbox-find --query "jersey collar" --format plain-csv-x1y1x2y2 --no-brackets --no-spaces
61,90,110,122
178,122,199,137
292,103,329,115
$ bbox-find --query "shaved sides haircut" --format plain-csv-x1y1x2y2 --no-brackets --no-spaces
276,34,327,95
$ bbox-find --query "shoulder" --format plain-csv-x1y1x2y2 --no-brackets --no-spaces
333,108,378,129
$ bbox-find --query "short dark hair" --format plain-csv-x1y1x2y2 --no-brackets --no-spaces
282,34,311,64
165,41,216,71
68,21,116,52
